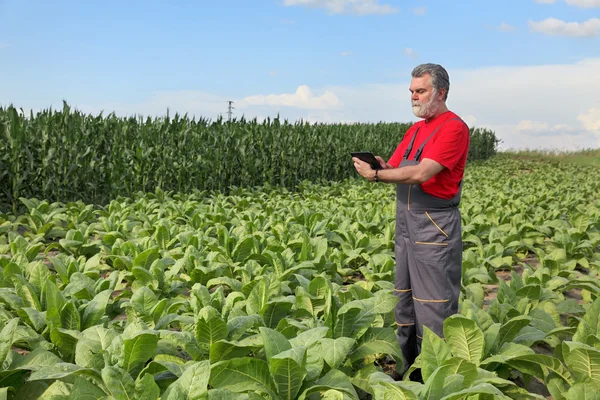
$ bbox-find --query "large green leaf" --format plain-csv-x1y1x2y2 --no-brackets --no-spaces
197,306,229,349
260,327,292,360
421,358,478,400
439,383,512,400
209,357,279,399
372,382,419,400
573,297,600,343
420,326,451,381
161,360,210,400
81,289,113,329
121,331,159,375
270,347,307,400
565,381,600,400
102,365,135,400
321,337,355,370
297,369,359,400
494,315,531,352
563,342,600,385
444,315,485,364
0,319,19,365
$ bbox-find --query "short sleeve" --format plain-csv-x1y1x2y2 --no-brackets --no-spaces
422,121,469,170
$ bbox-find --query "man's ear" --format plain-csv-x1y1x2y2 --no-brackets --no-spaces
437,89,446,101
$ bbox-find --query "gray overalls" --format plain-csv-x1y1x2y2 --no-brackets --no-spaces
394,118,464,374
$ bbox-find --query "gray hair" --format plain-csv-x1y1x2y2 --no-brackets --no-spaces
411,63,450,101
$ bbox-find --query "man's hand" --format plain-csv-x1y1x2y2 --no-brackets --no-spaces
375,156,392,169
352,157,377,181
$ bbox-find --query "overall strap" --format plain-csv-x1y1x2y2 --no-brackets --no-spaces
413,117,464,162
402,127,420,160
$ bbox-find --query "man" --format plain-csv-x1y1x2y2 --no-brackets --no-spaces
353,63,470,379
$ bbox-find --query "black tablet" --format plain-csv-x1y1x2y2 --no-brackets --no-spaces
351,151,383,170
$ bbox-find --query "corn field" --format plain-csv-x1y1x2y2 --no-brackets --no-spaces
0,102,499,212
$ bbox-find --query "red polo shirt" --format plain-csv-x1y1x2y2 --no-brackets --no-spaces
388,111,470,199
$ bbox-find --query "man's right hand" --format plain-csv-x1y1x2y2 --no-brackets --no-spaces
375,156,392,169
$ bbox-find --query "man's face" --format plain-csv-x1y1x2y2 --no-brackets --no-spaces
409,74,444,119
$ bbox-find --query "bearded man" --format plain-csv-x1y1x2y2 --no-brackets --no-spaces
353,63,470,379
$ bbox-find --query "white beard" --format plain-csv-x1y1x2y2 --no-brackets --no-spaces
412,91,441,119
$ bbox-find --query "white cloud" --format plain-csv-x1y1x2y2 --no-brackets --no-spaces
0,43,11,49
514,120,577,135
340,51,353,56
565,0,600,7
529,17,600,37
412,7,427,15
281,0,398,15
535,0,600,6
498,22,516,32
578,107,600,132
237,85,342,110
403,48,417,58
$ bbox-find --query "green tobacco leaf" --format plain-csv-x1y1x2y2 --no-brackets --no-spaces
132,248,159,269
227,315,264,341
50,328,81,359
233,237,255,263
333,307,362,339
289,327,330,348
444,315,485,365
102,365,135,400
246,278,269,316
197,306,229,349
563,342,600,385
260,327,291,360
75,326,119,370
81,289,112,330
17,307,46,332
422,358,477,400
480,342,535,366
439,383,512,400
60,301,81,331
506,354,572,385
573,297,600,343
70,376,109,399
321,337,355,370
209,339,257,364
261,299,294,329
129,286,158,316
373,382,418,400
494,315,531,352
204,388,255,399
210,357,279,399
35,380,71,399
565,381,600,400
9,347,59,370
421,326,451,381
0,318,19,364
161,360,210,400
121,331,159,375
348,328,403,372
29,362,102,383
271,347,307,400
297,369,359,400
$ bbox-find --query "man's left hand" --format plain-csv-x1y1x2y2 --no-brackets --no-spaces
353,157,377,181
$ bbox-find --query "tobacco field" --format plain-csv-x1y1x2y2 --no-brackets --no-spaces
1,155,599,399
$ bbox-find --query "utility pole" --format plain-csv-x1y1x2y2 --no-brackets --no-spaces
227,101,234,121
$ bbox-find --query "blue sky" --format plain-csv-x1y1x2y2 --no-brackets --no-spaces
1,0,599,150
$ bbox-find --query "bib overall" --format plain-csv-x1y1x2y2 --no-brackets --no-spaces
394,118,464,374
